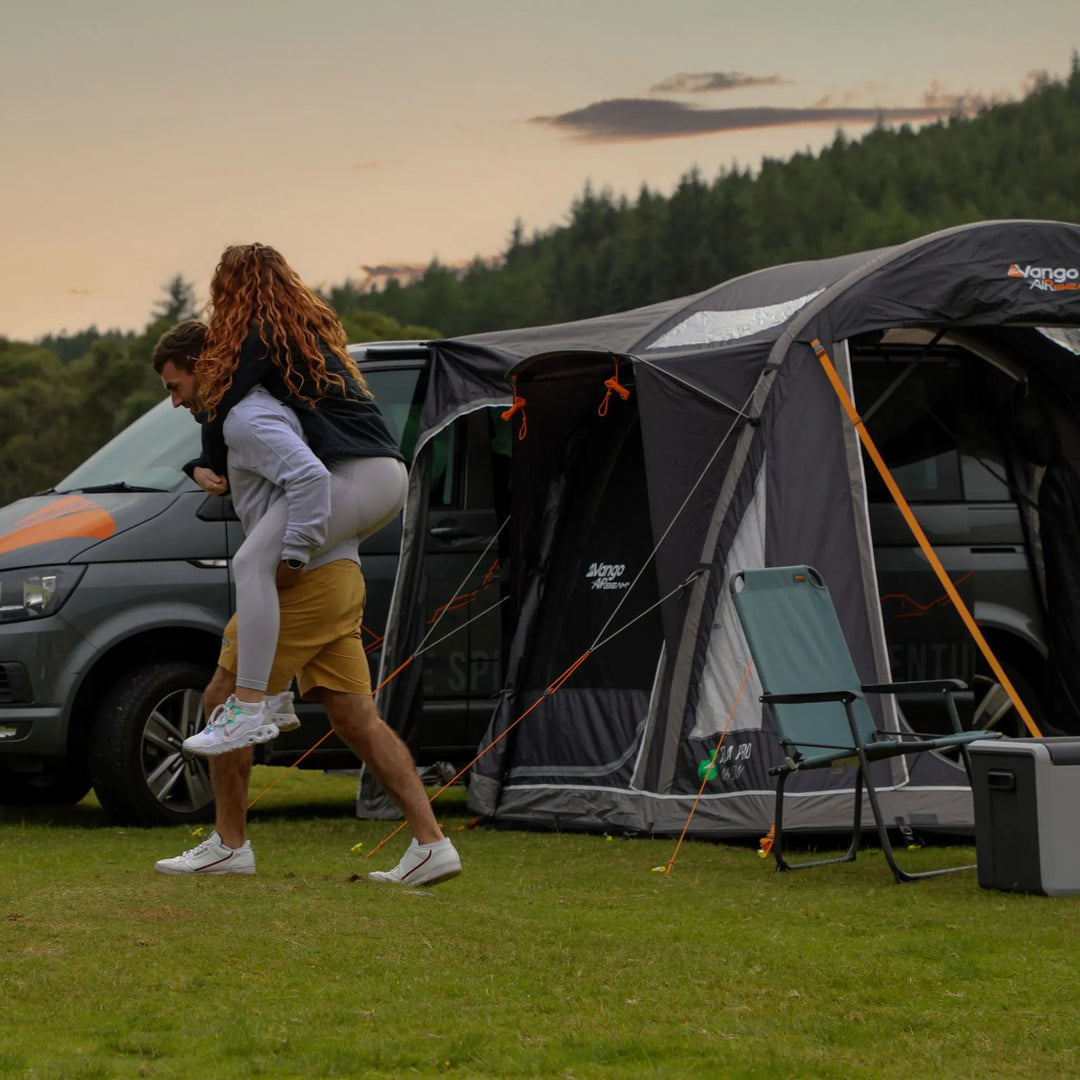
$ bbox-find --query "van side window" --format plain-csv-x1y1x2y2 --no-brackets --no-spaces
855,360,963,502
364,367,424,460
853,351,1015,504
364,363,460,509
428,424,460,508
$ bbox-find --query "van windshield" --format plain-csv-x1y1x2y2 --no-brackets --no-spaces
52,361,425,495
55,398,201,493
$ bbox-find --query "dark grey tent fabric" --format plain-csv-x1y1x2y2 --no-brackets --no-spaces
375,219,1080,837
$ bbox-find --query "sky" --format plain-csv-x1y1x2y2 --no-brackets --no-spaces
2,0,1077,342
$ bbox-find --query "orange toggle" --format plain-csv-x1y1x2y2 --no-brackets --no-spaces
501,394,528,440
598,359,631,416
501,395,525,422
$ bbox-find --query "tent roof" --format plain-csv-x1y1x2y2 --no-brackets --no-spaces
418,219,1080,439
449,218,1080,363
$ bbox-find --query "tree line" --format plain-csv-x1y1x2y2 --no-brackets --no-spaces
2,57,1078,507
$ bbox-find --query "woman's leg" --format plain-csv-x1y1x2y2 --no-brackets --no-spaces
322,457,408,549
232,493,290,695
232,457,407,695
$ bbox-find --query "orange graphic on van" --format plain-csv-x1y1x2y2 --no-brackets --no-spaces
879,571,974,620
0,495,116,556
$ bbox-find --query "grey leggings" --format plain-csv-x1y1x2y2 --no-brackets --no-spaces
232,456,408,692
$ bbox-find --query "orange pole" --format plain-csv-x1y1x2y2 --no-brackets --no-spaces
812,338,1042,738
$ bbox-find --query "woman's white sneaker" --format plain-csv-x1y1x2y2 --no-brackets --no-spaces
182,695,279,757
266,690,300,732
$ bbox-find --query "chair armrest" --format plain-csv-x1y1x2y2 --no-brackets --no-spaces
761,689,861,705
861,679,967,695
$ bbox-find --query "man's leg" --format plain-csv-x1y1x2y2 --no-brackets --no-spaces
200,668,256,850
154,668,256,874
320,689,444,844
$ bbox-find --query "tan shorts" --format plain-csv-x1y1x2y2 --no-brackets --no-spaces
217,559,372,698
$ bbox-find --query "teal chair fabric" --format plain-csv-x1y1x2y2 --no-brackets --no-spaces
731,565,1000,882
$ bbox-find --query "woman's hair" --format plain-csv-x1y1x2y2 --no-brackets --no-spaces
198,242,369,415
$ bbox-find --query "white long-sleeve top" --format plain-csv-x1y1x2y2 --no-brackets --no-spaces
223,387,358,568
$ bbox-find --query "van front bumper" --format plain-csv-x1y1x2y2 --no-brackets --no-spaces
0,703,67,755
0,612,86,757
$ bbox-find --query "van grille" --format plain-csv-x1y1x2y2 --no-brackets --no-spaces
0,663,31,704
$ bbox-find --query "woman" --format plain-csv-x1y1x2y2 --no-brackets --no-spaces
192,242,407,741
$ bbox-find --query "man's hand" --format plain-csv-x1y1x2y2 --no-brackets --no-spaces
276,561,305,590
193,467,229,496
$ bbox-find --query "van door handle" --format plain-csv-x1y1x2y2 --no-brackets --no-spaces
429,526,480,540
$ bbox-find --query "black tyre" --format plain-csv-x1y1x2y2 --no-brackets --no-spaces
88,661,215,826
968,658,1052,739
0,761,92,807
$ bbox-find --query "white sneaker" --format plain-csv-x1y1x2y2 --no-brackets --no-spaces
154,831,256,875
367,838,462,887
266,689,299,732
182,695,279,757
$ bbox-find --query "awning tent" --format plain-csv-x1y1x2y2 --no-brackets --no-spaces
376,219,1080,837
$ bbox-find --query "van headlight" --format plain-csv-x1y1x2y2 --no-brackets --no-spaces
0,566,86,623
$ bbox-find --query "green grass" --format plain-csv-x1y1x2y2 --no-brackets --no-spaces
2,768,1079,1079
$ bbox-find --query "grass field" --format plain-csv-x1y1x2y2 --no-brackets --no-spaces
2,768,1079,1079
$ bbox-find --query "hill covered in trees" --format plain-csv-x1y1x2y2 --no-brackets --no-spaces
2,59,1078,505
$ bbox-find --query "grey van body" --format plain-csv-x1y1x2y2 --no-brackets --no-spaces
0,344,506,824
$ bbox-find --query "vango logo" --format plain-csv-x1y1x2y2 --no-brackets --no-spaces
585,562,631,591
1007,263,1080,291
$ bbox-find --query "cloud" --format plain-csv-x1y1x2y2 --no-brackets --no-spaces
921,79,991,112
531,97,973,143
356,261,469,288
650,71,786,94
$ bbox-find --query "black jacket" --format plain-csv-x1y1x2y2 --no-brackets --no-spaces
183,327,403,480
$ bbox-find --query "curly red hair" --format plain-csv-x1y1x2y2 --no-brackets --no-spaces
198,242,369,415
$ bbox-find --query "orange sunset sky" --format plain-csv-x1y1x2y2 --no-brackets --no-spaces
2,0,1077,341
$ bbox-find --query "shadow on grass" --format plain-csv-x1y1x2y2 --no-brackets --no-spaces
0,771,475,830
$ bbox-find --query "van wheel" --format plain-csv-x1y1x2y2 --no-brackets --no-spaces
88,662,214,826
969,659,1050,739
0,762,92,807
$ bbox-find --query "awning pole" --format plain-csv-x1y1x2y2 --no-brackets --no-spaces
812,337,1042,738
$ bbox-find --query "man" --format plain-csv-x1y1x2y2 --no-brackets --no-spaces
151,320,460,886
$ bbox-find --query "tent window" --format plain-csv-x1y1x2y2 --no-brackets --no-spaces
1037,326,1080,356
648,290,823,349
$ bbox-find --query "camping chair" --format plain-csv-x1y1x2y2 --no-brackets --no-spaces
730,565,1001,883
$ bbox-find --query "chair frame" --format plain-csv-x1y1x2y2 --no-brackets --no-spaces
732,566,1001,884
